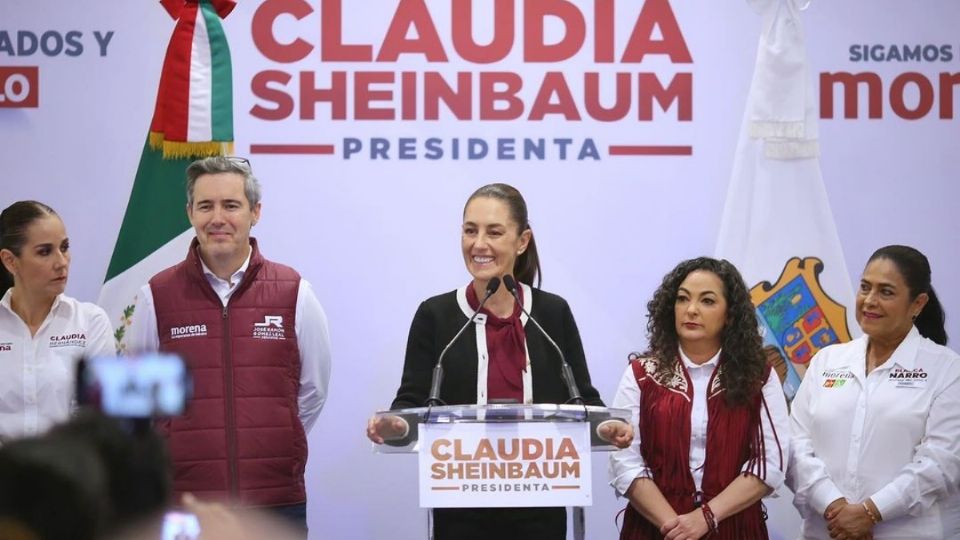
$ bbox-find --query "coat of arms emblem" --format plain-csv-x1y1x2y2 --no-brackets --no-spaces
751,257,852,400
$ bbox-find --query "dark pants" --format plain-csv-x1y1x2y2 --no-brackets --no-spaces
264,502,308,538
433,507,566,540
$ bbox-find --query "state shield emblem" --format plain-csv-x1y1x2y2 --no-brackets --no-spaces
751,257,852,400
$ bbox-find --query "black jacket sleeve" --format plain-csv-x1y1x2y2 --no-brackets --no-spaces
558,298,605,407
391,300,437,410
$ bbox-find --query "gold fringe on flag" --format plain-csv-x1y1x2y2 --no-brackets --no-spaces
148,131,165,150
148,132,234,159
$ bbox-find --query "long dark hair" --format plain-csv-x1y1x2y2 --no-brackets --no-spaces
644,257,767,406
464,183,542,288
868,245,948,345
0,201,58,298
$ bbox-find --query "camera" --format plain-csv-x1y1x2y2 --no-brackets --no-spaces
76,354,192,418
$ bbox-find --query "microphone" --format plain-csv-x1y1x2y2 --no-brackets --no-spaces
425,276,501,406
501,275,584,405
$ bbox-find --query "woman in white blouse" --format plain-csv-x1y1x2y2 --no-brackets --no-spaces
0,201,113,443
788,245,960,540
610,257,790,540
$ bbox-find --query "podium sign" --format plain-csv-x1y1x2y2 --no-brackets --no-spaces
418,421,592,508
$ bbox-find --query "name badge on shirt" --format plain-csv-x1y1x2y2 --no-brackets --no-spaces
821,368,854,388
48,332,87,348
888,367,928,389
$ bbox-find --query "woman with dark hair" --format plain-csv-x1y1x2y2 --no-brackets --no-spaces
366,183,631,540
0,201,113,443
788,245,960,539
610,257,790,540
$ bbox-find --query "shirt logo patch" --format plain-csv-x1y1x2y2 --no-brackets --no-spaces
823,379,847,388
49,332,87,348
0,342,11,352
889,367,928,389
170,324,208,340
254,315,283,329
253,315,286,340
821,368,854,380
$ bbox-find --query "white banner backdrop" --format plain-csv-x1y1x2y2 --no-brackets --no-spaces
1,1,958,538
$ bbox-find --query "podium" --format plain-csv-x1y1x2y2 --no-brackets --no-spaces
373,403,630,452
372,404,631,540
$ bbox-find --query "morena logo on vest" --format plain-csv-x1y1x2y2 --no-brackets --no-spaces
170,324,208,340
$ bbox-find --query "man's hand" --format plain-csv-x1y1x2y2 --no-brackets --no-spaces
182,492,246,540
181,492,305,540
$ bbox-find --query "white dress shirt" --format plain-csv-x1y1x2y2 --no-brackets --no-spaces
788,326,960,540
0,290,114,443
609,348,790,497
125,253,332,433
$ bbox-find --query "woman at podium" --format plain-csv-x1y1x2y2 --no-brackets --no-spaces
367,183,631,540
609,257,790,539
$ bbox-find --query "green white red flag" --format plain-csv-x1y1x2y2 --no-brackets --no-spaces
99,0,236,352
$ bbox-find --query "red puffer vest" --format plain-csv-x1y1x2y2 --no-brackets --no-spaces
150,238,306,506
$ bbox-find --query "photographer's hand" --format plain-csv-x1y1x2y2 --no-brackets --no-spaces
182,493,247,540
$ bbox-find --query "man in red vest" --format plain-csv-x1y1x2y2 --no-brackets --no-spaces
127,156,331,537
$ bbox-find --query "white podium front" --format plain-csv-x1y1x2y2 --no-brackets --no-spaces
372,403,631,540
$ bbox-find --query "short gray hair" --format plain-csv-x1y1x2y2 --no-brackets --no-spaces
185,157,261,207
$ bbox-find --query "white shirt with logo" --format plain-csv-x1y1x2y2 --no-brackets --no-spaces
126,253,332,433
788,326,960,539
0,290,115,443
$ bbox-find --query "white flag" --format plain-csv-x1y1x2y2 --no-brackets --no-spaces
717,0,859,408
716,3,859,536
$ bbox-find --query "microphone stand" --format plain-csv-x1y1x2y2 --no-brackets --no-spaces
424,277,502,407
502,275,584,405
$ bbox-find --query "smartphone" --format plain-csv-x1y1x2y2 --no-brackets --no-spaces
76,354,192,418
161,511,201,540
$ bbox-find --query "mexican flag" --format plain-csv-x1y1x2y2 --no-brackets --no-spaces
98,0,236,353
97,144,195,354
